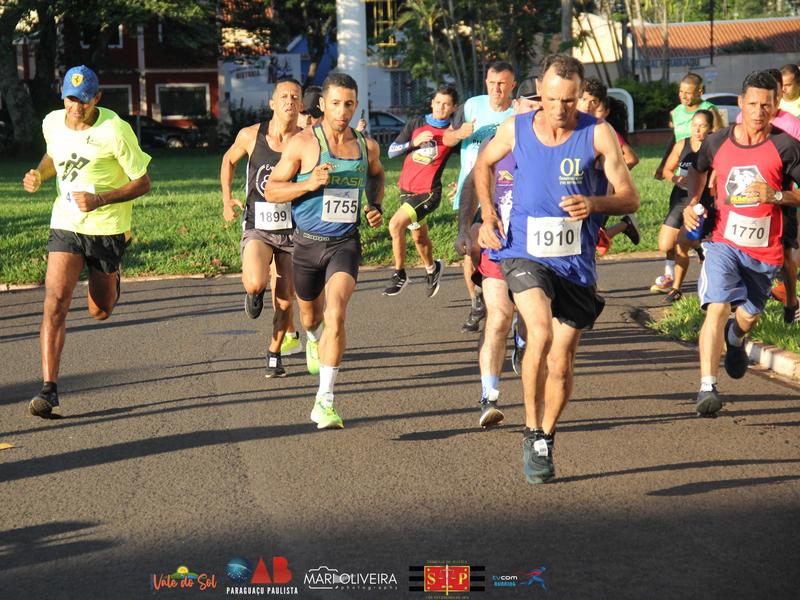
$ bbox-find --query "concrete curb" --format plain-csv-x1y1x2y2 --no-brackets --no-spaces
630,306,800,383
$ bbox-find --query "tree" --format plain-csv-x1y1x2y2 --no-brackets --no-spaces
0,0,212,154
394,0,560,101
270,0,336,86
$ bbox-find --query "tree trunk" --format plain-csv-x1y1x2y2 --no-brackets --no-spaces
583,12,612,86
30,3,58,117
0,5,41,153
631,0,651,82
446,0,469,96
660,0,669,82
561,0,572,47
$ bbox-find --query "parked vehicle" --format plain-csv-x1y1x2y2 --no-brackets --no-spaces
702,92,741,127
122,115,200,149
368,111,405,148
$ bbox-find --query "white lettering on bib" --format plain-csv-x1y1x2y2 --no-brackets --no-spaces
60,181,95,214
254,201,292,230
724,211,770,248
322,188,359,223
497,190,513,234
527,217,582,258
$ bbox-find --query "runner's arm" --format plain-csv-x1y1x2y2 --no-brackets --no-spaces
474,116,514,249
263,134,327,204
563,121,638,219
365,137,385,209
659,138,685,182
621,142,639,170
387,121,415,158
22,154,56,193
455,172,479,255
71,173,151,212
220,127,252,219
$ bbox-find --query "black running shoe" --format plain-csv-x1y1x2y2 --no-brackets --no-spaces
461,300,486,332
265,353,287,378
723,319,748,379
383,271,408,296
245,290,265,319
522,433,555,484
783,303,799,325
665,288,683,303
695,246,705,262
426,260,443,298
478,394,504,428
621,214,640,245
696,386,722,417
29,387,60,419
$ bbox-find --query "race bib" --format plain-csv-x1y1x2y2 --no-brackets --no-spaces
60,181,95,213
527,217,582,258
322,188,359,223
724,211,770,248
254,201,292,230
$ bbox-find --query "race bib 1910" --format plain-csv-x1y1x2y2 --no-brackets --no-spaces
322,188,359,223
527,217,582,258
723,211,770,248
254,201,292,230
60,181,95,213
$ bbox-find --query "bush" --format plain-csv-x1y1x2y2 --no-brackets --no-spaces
614,78,678,130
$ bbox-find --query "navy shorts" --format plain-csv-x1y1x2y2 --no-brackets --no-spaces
697,241,780,315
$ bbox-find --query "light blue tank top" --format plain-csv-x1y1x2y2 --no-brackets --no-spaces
497,110,604,286
452,96,513,210
293,125,368,236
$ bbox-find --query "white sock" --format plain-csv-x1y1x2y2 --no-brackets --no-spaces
665,260,675,278
425,263,436,274
700,376,717,392
318,364,339,397
306,323,324,342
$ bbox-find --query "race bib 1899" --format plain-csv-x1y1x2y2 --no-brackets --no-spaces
724,211,770,248
527,217,582,258
254,201,292,230
322,188,359,223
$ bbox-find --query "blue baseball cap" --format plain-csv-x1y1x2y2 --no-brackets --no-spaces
62,65,100,103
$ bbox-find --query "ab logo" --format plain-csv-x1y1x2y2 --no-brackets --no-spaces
559,158,584,177
251,556,292,584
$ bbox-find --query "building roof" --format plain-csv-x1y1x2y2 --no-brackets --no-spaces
634,16,800,59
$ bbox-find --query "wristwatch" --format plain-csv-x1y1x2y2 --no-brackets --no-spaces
774,190,783,204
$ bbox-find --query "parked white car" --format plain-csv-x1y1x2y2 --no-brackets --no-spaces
702,92,741,127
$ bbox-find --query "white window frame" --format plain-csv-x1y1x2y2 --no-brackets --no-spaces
80,24,123,49
155,83,211,119
99,84,132,114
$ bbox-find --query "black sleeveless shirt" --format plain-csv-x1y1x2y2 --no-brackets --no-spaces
243,121,291,232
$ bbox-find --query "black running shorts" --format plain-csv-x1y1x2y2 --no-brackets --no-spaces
398,188,442,224
292,232,360,301
47,228,130,274
500,258,605,330
240,228,294,259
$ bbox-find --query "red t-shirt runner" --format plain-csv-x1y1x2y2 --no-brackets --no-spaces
695,125,800,265
392,116,454,194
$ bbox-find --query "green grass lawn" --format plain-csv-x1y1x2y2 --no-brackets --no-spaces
2,144,670,285
652,296,800,355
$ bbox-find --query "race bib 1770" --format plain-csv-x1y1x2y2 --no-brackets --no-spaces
723,211,770,248
254,201,292,230
322,188,359,223
526,217,582,258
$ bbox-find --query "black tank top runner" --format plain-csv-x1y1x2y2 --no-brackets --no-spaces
243,121,289,231
676,140,714,207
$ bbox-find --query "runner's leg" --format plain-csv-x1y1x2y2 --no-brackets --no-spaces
41,252,84,383
541,320,582,434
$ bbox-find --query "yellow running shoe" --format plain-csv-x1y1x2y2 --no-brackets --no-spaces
310,394,343,429
306,338,320,375
280,332,303,356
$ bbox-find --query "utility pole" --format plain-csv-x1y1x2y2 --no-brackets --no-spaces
336,0,369,128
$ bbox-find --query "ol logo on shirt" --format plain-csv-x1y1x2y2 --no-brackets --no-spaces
559,157,584,184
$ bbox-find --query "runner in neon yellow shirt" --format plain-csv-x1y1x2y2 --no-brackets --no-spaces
21,65,151,418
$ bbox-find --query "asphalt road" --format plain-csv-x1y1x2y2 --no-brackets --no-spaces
1,256,798,599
